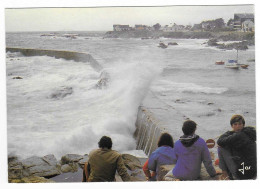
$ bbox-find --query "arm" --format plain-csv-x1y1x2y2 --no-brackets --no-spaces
117,155,131,181
147,152,157,171
217,131,250,148
143,159,152,179
82,162,90,182
202,141,216,177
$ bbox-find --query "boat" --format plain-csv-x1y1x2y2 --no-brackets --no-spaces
215,61,225,65
240,64,249,69
225,62,239,69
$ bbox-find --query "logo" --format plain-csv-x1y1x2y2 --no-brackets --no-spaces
238,162,251,175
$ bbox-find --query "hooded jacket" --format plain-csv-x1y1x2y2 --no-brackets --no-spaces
217,126,256,179
172,135,216,180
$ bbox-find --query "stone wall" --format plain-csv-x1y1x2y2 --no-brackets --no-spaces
6,47,103,72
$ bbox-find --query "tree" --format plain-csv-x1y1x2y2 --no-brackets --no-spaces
227,18,234,26
153,23,161,30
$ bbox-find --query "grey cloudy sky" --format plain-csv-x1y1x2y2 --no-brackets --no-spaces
5,4,254,32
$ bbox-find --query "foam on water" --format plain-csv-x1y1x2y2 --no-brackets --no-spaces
7,53,162,159
152,79,228,95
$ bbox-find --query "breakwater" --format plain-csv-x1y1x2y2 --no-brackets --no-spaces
6,47,103,72
135,106,167,156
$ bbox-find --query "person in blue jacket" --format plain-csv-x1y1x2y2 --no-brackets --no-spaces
147,132,175,181
164,120,219,181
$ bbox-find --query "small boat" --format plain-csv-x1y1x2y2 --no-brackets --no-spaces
228,59,238,63
215,61,225,65
225,63,239,69
240,64,249,69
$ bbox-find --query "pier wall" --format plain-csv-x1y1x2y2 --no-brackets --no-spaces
6,47,103,72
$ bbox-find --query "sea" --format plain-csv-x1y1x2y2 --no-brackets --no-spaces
5,31,256,159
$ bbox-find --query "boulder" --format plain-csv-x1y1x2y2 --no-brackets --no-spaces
78,154,89,169
61,154,84,165
159,163,222,181
8,156,23,179
9,176,55,183
121,154,146,181
168,42,178,46
12,76,23,79
21,155,60,178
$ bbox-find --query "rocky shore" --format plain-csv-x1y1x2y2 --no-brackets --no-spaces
104,30,254,50
8,152,220,183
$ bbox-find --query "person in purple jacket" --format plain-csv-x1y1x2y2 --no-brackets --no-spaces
147,132,175,181
164,120,219,181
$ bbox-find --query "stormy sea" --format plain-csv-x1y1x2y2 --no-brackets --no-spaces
6,31,256,159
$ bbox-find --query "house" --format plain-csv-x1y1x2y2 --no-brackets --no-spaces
135,25,150,30
162,23,185,32
241,20,254,32
201,18,225,31
113,25,132,31
233,13,254,31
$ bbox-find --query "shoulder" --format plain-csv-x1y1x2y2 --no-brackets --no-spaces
89,149,100,158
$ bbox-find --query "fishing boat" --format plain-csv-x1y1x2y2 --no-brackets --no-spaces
215,61,225,65
240,64,249,69
225,62,239,69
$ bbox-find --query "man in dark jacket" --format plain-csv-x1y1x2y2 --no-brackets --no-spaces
217,115,256,180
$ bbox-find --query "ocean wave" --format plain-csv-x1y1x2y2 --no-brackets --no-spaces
152,80,228,95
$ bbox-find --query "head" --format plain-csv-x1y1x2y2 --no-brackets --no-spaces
98,136,112,149
157,133,174,148
230,115,245,132
182,120,197,135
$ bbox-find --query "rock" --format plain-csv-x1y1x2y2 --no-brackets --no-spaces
21,155,60,178
122,154,142,171
207,102,214,105
168,42,178,45
121,154,146,181
158,42,168,49
12,76,23,79
78,154,89,169
158,164,174,181
61,164,73,173
159,162,221,181
61,154,84,165
49,86,73,99
9,176,55,183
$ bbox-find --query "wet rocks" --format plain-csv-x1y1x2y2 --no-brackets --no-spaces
168,42,178,46
49,86,73,99
12,76,23,79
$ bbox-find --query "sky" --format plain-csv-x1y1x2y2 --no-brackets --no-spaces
4,3,255,32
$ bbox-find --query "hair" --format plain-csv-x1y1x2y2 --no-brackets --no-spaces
182,120,197,135
230,115,245,126
98,136,112,149
157,133,174,148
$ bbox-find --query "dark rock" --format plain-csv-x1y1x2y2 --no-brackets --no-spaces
207,102,214,105
49,86,73,99
12,76,23,79
158,42,168,49
168,42,178,45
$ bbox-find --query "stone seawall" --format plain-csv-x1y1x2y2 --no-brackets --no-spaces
135,106,168,156
6,47,103,72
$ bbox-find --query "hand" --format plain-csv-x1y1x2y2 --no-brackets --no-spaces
216,170,222,175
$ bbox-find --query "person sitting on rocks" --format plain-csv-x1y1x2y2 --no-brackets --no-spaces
143,132,175,181
217,115,256,180
164,120,219,181
82,136,131,182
